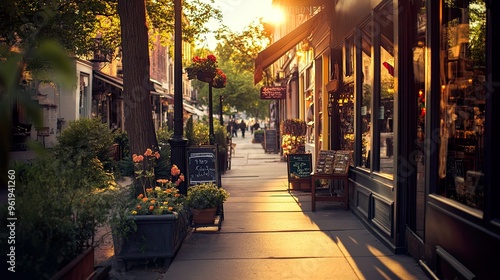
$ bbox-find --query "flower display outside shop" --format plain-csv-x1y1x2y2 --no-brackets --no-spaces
212,68,227,88
282,134,306,157
280,119,307,157
131,149,185,215
186,54,218,80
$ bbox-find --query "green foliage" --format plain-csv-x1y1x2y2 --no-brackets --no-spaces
190,121,210,145
156,126,173,150
186,183,229,209
214,123,228,153
0,0,222,61
114,130,130,159
185,115,195,145
3,154,116,278
187,120,227,153
53,118,115,173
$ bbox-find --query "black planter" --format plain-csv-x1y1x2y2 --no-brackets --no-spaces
113,212,188,267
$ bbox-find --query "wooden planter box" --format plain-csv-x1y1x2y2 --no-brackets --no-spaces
113,212,188,266
51,246,95,280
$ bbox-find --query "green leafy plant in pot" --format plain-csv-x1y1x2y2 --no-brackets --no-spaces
186,183,229,224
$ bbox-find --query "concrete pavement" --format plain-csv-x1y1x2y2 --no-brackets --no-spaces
8,132,429,279
159,133,429,280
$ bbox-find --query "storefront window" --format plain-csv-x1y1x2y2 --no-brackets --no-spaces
413,0,427,238
438,0,486,211
360,22,373,169
377,1,395,175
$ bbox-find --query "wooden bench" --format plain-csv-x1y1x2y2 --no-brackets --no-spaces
310,173,349,211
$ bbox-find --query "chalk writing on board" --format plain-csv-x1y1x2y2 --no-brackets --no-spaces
187,147,218,185
287,154,312,179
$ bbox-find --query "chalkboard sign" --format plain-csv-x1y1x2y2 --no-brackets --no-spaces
264,129,278,153
186,146,219,186
287,154,312,179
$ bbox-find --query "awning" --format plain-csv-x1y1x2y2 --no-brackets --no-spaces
93,70,123,90
254,10,325,84
183,102,205,116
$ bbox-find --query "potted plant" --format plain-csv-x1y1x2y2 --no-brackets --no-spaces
110,149,189,267
186,183,229,224
185,54,218,82
212,68,227,88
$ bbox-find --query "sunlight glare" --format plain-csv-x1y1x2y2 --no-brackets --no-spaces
263,6,286,25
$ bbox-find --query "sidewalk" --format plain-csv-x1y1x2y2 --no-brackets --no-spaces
159,133,428,280
9,133,429,279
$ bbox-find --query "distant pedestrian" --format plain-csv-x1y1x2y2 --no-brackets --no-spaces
230,120,238,137
240,121,247,138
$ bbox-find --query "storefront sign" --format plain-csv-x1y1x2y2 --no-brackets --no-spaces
260,86,286,100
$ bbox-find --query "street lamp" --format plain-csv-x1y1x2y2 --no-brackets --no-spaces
168,0,188,195
219,95,224,126
208,83,215,145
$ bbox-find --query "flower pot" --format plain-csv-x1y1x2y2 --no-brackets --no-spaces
197,71,216,83
112,212,188,265
191,207,217,224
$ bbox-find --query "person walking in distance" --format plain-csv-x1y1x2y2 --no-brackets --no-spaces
240,120,247,138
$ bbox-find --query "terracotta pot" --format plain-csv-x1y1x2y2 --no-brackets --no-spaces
197,71,216,83
191,207,217,224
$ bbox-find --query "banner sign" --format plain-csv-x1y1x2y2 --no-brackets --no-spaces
260,86,286,100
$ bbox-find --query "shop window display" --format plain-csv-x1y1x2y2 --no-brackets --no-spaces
377,3,395,175
438,0,486,210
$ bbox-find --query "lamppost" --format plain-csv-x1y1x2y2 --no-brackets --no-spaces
219,95,224,126
168,0,188,195
208,83,215,145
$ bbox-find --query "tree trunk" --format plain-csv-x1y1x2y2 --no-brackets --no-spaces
118,0,158,195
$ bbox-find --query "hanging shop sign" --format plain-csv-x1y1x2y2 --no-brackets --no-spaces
260,86,286,100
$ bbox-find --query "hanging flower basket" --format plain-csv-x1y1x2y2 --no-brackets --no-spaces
213,80,226,88
212,68,227,88
197,71,216,83
186,54,218,82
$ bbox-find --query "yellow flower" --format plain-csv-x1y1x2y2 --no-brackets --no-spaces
131,210,138,215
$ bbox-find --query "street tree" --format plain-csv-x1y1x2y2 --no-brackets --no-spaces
1,0,222,183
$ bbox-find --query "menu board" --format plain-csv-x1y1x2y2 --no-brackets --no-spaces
315,150,336,174
333,150,353,174
287,153,312,179
186,146,219,186
314,150,352,174
264,129,278,153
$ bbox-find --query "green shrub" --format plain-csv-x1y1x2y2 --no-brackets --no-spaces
214,123,227,153
54,118,115,172
3,154,116,278
187,120,227,153
191,121,210,145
